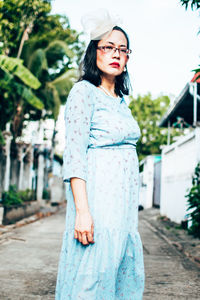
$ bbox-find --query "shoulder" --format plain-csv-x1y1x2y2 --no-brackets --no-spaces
65,80,95,114
69,79,95,96
66,80,96,109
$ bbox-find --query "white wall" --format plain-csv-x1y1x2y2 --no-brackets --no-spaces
160,127,200,223
36,148,44,202
139,156,155,209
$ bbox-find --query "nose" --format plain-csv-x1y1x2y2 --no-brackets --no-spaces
112,48,120,58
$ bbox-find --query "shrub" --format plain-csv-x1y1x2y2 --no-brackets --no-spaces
2,186,35,207
18,189,35,202
42,188,50,200
2,185,23,207
186,162,200,239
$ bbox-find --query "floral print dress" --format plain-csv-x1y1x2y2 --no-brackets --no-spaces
55,79,145,300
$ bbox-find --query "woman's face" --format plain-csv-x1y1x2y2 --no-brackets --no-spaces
96,30,129,79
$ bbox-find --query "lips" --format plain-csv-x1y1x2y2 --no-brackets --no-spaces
109,62,120,68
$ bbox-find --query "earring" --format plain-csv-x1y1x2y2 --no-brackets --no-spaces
123,65,127,72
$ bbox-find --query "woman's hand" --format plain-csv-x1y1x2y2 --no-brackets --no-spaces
74,210,95,245
70,177,94,245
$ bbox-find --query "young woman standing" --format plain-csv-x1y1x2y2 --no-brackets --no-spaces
56,10,145,300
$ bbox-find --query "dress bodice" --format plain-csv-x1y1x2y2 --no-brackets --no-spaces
63,79,141,184
79,80,141,149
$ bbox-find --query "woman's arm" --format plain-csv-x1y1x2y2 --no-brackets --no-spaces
63,81,94,185
70,177,94,245
63,81,95,246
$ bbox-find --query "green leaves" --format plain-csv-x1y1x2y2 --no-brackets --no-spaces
0,0,84,140
186,162,200,238
128,93,182,161
51,69,78,102
45,40,75,67
28,48,48,78
22,87,44,110
0,55,44,137
42,83,60,120
129,94,168,160
2,185,24,207
21,27,82,121
180,0,200,10
0,67,44,110
0,54,43,110
0,55,41,89
0,0,51,57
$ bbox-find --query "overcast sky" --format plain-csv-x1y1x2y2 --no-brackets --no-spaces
52,0,200,99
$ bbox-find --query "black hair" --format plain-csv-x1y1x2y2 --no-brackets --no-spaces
78,26,132,97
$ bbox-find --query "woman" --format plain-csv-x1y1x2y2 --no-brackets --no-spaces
56,10,145,300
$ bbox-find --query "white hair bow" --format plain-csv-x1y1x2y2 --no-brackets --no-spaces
81,8,122,41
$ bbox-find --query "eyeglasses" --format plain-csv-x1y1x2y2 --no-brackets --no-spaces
97,46,132,56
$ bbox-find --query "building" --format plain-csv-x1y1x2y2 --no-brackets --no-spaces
159,73,200,223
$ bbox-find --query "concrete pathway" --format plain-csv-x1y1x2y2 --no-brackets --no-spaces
0,208,199,299
0,209,65,300
139,213,200,300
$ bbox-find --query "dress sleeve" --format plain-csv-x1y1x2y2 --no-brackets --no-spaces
63,81,94,185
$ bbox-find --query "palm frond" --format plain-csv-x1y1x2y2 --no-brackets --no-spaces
0,55,41,89
46,40,75,58
28,48,48,78
22,86,44,110
51,69,78,102
45,40,75,67
40,83,61,119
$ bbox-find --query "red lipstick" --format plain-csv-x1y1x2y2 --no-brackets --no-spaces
110,62,120,68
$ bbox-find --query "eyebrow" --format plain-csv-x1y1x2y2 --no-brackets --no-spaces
106,41,127,48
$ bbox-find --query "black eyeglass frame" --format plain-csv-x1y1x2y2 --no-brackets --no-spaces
97,46,132,55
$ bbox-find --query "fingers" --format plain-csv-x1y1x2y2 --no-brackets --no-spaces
77,231,82,243
74,230,95,245
91,223,94,236
87,232,95,244
81,232,89,245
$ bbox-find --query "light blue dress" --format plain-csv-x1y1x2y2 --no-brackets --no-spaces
55,80,145,300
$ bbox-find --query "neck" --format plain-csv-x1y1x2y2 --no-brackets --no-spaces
100,76,115,94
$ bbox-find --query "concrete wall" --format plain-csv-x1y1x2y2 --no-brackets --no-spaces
0,153,6,195
22,158,33,191
3,202,40,225
49,175,65,204
0,144,37,201
0,207,3,225
10,158,20,187
1,141,65,208
139,156,155,209
160,127,200,223
36,150,44,202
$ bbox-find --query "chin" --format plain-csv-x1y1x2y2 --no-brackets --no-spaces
104,69,123,77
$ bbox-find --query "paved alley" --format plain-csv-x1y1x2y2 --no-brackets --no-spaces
139,211,200,300
0,208,199,299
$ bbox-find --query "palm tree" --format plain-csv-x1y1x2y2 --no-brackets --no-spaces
23,40,78,122
22,39,79,183
0,54,43,139
0,54,43,190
